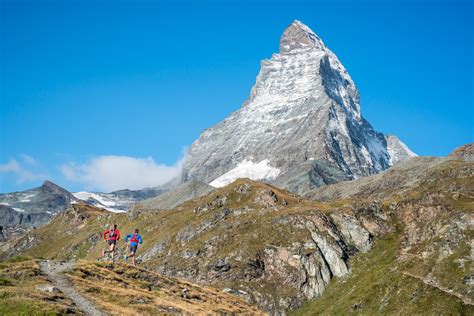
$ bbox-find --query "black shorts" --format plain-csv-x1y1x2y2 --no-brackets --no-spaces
108,240,116,245
130,245,138,253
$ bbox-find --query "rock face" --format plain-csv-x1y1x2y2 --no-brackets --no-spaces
0,225,6,242
166,190,374,310
182,20,415,190
385,134,417,165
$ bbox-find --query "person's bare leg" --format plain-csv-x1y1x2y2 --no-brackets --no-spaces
132,252,136,266
110,244,116,261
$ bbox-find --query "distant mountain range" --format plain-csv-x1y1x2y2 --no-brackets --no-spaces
71,186,169,212
0,179,216,241
0,181,167,239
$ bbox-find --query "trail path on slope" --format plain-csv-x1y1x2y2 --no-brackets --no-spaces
39,260,107,316
401,271,473,306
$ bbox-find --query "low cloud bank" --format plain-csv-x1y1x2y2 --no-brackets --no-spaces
60,155,184,192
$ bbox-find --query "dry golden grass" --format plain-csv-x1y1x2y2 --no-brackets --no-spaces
67,261,265,315
0,258,81,314
0,259,265,315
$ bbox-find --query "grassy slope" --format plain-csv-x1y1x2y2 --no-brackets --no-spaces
2,159,473,314
0,258,264,315
293,229,473,315
11,180,327,264
2,180,364,312
68,261,264,315
0,257,79,315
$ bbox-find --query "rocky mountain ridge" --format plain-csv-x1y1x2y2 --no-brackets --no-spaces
0,180,76,229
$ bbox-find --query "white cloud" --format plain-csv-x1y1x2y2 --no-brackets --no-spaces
60,155,184,192
0,158,47,184
0,160,19,173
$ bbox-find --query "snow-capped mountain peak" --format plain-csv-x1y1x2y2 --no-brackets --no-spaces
182,20,416,193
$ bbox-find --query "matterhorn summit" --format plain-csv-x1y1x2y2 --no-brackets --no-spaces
182,20,415,192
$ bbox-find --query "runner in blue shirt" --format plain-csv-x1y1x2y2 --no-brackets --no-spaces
124,228,143,266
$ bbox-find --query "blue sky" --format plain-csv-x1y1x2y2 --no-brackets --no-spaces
1,0,473,193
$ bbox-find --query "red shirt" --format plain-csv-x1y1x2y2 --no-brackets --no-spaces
103,229,120,241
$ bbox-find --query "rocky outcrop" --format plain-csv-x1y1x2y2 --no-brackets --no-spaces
0,226,6,242
304,153,474,312
449,142,474,161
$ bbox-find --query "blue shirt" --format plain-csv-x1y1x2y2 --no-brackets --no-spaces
125,233,143,246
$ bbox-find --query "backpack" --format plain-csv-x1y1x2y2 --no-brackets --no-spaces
130,233,138,243
109,229,115,238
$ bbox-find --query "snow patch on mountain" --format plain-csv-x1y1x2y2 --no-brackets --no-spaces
19,194,36,202
210,160,281,188
72,192,126,213
73,192,116,206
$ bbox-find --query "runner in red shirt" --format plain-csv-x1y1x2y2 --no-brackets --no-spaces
101,224,120,262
